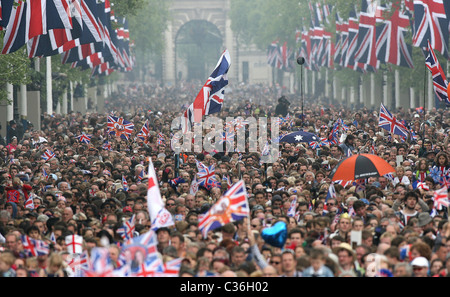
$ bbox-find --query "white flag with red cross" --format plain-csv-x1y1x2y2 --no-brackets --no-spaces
65,234,83,254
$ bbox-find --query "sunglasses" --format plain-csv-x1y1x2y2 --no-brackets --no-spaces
270,261,280,265
166,203,175,206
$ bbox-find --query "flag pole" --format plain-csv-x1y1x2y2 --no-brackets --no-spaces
423,47,427,149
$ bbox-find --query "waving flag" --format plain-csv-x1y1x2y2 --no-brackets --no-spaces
182,50,231,133
107,115,134,140
425,40,449,104
122,175,128,191
147,159,174,231
41,149,56,162
433,186,449,210
117,214,136,240
326,183,337,202
378,103,409,138
102,141,112,151
197,163,217,190
85,247,114,277
287,196,297,217
21,235,50,257
190,175,199,195
65,234,83,254
354,0,380,69
42,168,49,180
136,120,150,144
25,195,35,210
198,180,249,238
161,257,183,277
122,229,158,260
76,133,92,144
132,254,164,277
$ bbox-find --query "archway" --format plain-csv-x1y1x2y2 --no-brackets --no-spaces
175,20,223,82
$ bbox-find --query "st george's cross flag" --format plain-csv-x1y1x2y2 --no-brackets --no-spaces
146,158,174,231
65,234,83,254
198,180,249,238
182,50,231,133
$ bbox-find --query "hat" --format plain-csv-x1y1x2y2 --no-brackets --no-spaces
122,206,133,213
360,198,370,205
337,243,355,257
156,227,170,234
252,205,264,212
414,114,420,118
26,212,38,218
417,212,432,227
410,256,429,268
425,150,437,157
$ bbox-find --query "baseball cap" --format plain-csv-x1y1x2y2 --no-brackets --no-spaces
410,256,429,268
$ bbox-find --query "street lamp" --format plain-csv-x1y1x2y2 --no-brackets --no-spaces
297,57,305,126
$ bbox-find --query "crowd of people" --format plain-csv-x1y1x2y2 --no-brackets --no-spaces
0,79,449,278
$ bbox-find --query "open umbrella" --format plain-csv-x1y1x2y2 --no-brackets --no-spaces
329,153,395,181
279,131,320,143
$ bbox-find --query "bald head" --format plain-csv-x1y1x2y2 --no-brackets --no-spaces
62,207,73,222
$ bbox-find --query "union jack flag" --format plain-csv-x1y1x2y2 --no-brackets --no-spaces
197,163,217,190
42,168,49,180
25,195,34,210
117,214,136,240
219,128,235,149
41,149,56,162
375,2,414,68
378,103,409,138
102,141,112,151
267,39,280,67
198,180,249,238
85,247,114,277
309,138,329,149
107,115,134,140
161,257,183,277
76,133,92,144
122,229,158,258
137,169,145,184
136,120,150,144
21,235,50,257
354,0,380,69
1,0,47,54
326,183,337,202
122,175,128,191
157,133,165,145
182,50,231,133
66,251,90,277
133,254,163,277
425,40,449,104
433,186,449,210
413,0,449,58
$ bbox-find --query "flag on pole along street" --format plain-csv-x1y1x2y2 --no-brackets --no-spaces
425,40,449,104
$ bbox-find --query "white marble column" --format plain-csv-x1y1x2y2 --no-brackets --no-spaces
46,56,53,115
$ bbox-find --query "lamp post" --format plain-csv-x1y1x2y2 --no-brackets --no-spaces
297,57,305,126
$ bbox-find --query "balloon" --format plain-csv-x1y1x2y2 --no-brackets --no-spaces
448,83,450,100
261,221,288,248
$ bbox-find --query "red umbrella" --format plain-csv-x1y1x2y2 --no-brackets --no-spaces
329,154,395,181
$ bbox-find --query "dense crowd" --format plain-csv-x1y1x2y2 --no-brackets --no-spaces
0,80,449,278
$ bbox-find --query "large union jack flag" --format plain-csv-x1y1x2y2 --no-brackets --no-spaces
376,3,414,68
1,0,46,54
182,50,231,133
413,0,449,58
198,180,249,238
354,0,380,69
107,115,134,140
378,103,409,138
425,40,449,104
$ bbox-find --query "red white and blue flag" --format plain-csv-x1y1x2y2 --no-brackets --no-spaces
117,214,136,240
182,50,231,133
76,133,92,144
197,163,217,190
21,235,50,257
378,103,409,138
41,149,56,162
413,0,448,58
122,175,128,191
198,180,249,238
1,0,46,54
433,186,449,210
136,120,150,144
425,40,449,104
107,115,134,140
25,195,34,210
